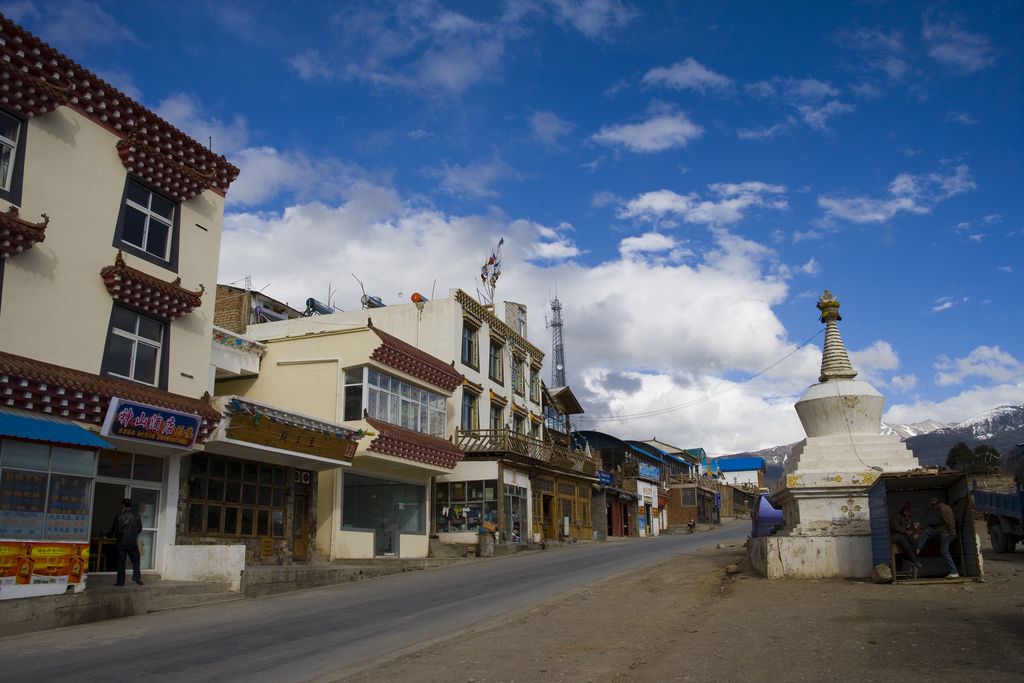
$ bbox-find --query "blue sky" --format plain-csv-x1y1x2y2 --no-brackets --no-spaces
8,1,1022,454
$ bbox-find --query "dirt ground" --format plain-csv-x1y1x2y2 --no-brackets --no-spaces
341,523,1024,683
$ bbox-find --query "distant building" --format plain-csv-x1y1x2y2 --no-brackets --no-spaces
710,457,766,488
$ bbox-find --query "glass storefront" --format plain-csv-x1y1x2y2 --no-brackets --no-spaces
435,479,498,533
91,449,164,572
503,484,527,542
342,472,425,556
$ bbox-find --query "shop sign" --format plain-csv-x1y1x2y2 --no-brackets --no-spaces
101,398,201,450
227,413,358,463
598,470,614,485
714,492,722,508
0,541,88,599
639,463,660,480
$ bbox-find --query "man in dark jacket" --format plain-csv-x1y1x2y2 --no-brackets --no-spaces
917,497,959,579
110,497,144,586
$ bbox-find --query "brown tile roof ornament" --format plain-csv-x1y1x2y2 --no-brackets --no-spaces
366,318,464,392
365,416,464,470
0,206,47,259
0,349,221,439
0,17,239,201
100,250,205,321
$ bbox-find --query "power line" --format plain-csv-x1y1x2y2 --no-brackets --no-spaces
585,327,825,424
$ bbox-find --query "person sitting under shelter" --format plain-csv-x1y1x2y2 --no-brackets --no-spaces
888,502,922,569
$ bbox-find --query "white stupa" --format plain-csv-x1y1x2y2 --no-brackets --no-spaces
748,290,919,578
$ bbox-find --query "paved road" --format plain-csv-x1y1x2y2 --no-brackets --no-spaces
0,523,747,682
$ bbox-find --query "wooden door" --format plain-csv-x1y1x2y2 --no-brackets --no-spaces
292,494,308,561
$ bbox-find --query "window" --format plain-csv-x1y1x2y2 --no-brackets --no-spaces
511,354,525,396
186,454,288,537
530,368,540,403
503,484,528,542
489,403,503,431
461,323,478,370
114,178,179,271
545,404,567,434
461,392,478,431
435,479,497,533
343,473,424,534
0,439,96,542
513,414,525,434
362,367,447,439
343,367,364,421
488,341,504,384
0,108,25,205
102,306,165,387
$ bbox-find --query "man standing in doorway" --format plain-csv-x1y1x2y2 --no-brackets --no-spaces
111,497,144,586
917,497,958,579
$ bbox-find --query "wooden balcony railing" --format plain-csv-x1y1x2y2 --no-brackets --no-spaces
457,428,598,476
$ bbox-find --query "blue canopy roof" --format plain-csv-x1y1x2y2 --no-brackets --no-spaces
712,457,765,472
0,407,111,449
628,443,665,463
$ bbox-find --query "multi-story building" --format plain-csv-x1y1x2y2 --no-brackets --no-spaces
231,288,599,555
0,16,240,596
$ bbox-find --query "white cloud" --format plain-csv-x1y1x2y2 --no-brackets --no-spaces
997,267,1013,274
968,234,984,243
849,340,900,387
641,58,733,94
797,100,855,133
932,298,954,312
426,157,523,198
619,182,788,227
591,191,622,207
603,79,630,97
0,1,39,23
818,165,975,224
944,111,978,125
592,102,704,153
154,93,250,155
737,122,789,140
547,0,638,39
835,27,909,82
95,69,143,101
289,50,334,81
922,13,996,74
934,346,1023,387
530,111,576,149
890,375,918,393
982,214,1002,224
31,0,140,52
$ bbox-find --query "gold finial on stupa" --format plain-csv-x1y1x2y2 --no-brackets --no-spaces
816,290,857,383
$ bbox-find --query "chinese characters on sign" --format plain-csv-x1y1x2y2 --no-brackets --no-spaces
638,463,660,480
101,398,202,450
0,470,46,539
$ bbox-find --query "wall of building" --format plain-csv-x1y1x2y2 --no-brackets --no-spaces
0,107,223,398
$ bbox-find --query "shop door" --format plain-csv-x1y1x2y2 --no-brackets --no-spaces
542,494,554,540
561,499,572,540
606,501,613,537
375,497,398,556
623,504,631,537
292,494,308,561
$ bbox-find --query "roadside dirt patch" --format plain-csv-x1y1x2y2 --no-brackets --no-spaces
341,532,1024,682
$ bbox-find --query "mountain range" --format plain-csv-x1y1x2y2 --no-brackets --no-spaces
722,404,1024,483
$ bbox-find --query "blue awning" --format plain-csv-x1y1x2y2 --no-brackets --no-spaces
0,407,112,449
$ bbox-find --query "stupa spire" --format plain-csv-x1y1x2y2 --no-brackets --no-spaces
816,290,857,383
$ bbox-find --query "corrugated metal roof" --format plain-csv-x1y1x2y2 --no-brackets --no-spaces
0,406,111,449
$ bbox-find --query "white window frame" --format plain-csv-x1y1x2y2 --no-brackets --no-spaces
0,110,20,192
107,309,164,387
123,181,175,261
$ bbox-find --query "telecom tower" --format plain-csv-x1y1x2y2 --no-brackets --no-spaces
549,295,566,387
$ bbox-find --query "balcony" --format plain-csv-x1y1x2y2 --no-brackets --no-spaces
457,428,597,476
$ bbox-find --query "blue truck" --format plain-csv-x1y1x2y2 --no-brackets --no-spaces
973,443,1024,554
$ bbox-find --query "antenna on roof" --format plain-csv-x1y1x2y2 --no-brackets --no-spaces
477,237,504,308
547,291,565,387
352,273,386,309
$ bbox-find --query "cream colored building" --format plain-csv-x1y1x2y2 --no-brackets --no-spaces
240,289,598,553
0,17,240,595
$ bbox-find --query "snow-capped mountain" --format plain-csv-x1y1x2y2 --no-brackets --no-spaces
723,404,1024,482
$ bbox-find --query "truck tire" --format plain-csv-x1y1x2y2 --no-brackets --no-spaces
990,526,1010,554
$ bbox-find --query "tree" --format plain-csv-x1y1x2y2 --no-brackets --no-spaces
945,441,998,475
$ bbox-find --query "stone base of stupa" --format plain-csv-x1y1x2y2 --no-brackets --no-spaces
747,431,920,579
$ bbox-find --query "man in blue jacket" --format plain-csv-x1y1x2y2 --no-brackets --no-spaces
110,498,144,586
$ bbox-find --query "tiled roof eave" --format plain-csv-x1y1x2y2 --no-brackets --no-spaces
368,323,464,393
365,416,464,471
0,207,47,259
100,250,204,321
0,349,220,441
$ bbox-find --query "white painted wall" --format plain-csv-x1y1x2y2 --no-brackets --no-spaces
162,545,246,592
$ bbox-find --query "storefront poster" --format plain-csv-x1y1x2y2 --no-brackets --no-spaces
0,541,89,599
101,397,201,450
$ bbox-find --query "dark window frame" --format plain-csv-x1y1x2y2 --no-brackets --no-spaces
185,454,289,538
111,176,181,273
99,302,170,391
